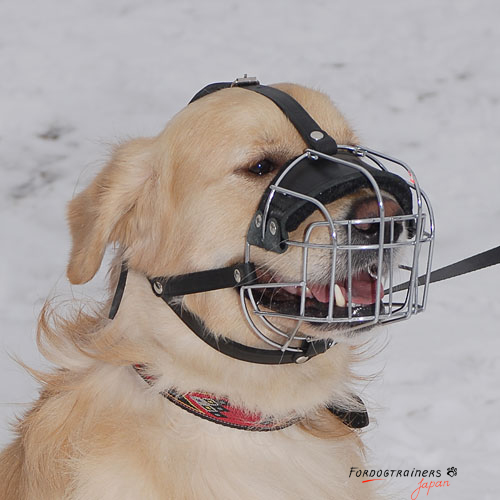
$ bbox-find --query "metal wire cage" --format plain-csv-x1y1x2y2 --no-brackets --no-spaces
240,145,435,352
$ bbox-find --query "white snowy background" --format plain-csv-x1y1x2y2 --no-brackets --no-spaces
1,0,499,498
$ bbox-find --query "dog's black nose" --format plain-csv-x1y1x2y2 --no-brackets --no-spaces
351,197,404,244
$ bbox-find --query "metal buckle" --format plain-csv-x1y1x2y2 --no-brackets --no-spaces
231,74,260,87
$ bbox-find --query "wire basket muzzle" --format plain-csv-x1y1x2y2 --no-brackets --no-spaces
241,146,435,352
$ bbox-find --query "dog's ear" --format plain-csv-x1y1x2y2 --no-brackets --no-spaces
67,138,155,284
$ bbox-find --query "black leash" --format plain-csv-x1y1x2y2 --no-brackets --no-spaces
388,245,500,294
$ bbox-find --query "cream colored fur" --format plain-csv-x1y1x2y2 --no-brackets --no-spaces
0,84,382,499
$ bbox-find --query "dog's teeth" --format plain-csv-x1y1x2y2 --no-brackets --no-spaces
368,265,378,280
334,284,346,308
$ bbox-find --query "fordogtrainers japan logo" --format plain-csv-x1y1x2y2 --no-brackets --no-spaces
349,466,458,499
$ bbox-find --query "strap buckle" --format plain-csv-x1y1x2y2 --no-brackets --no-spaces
231,74,260,87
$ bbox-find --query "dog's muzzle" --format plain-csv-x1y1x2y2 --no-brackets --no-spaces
240,144,434,352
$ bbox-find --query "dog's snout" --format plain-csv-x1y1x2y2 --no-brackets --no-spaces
351,197,404,243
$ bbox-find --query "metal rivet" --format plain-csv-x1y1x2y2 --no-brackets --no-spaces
269,220,277,236
310,130,324,141
255,213,262,228
295,355,309,364
153,281,163,295
234,269,242,283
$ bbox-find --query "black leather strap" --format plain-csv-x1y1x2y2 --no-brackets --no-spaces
109,262,128,320
149,263,257,298
189,82,232,103
189,80,338,155
166,300,334,365
248,85,337,155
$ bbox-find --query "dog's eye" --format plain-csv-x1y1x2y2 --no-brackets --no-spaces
248,159,275,176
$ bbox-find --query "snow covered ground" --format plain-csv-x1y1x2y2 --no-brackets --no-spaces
1,0,499,498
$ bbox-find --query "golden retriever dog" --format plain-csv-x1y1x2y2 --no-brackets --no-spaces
0,81,418,499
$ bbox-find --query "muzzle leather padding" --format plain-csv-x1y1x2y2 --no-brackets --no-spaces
247,153,413,252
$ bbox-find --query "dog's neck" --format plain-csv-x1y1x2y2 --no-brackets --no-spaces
114,269,358,418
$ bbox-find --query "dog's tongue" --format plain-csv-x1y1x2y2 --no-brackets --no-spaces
308,283,332,303
309,272,384,305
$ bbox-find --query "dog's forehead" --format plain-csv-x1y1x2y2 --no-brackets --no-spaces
164,84,357,165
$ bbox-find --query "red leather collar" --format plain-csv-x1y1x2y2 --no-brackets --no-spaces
133,364,299,431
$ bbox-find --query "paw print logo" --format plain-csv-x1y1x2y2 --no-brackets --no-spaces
447,467,457,477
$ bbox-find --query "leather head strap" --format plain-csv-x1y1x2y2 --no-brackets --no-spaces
189,79,338,155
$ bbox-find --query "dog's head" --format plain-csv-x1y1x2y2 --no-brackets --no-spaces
66,82,433,361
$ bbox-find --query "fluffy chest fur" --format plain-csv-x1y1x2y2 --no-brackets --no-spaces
43,366,375,500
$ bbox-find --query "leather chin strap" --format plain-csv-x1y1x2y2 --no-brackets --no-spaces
110,263,335,365
159,300,333,365
148,263,333,365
